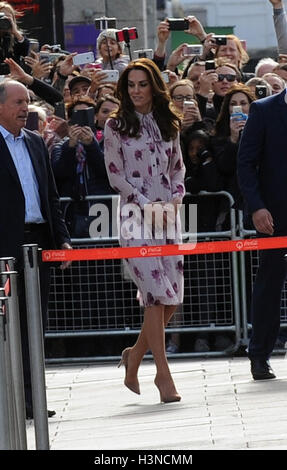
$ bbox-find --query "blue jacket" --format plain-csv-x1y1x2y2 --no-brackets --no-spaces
237,88,287,233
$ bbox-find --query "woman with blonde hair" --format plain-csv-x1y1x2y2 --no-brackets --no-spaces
0,1,30,64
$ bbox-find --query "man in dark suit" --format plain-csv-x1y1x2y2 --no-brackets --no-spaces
0,79,72,418
238,87,287,380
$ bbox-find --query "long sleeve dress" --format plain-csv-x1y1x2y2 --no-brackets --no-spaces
104,111,186,307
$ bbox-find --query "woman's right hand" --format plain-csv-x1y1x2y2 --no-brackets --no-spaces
68,125,82,147
230,116,246,143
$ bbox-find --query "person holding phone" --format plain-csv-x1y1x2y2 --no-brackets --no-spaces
95,29,129,74
169,79,202,131
51,97,115,237
210,84,255,228
196,60,241,127
0,2,30,66
104,58,185,403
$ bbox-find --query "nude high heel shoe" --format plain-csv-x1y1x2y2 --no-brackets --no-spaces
118,347,140,395
154,375,181,403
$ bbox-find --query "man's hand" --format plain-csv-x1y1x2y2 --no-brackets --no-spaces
59,242,72,270
57,53,77,78
268,0,283,8
24,52,52,80
186,15,207,42
88,70,110,96
166,43,187,71
252,208,274,235
4,57,34,85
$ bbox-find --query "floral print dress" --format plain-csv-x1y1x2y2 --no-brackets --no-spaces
104,112,186,306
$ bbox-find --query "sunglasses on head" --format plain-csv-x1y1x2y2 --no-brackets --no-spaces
217,74,237,82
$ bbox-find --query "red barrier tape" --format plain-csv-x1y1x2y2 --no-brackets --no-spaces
42,236,287,263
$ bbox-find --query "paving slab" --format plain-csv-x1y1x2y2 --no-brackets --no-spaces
25,356,287,451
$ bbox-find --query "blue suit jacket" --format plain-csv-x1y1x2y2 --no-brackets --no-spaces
237,88,287,233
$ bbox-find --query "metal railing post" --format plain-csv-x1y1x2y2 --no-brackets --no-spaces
0,296,11,449
23,244,49,450
0,262,27,450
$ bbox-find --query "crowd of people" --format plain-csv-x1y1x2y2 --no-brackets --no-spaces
1,0,287,409
2,1,285,239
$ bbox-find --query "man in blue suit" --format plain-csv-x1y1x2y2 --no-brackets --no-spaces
238,87,287,380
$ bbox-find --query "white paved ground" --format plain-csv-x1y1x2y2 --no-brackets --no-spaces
26,356,287,450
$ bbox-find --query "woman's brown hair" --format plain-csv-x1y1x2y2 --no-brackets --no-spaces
111,58,181,141
215,84,255,137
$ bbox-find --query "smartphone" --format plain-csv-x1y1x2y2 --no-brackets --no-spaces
134,49,153,59
255,85,267,99
49,53,65,64
212,35,227,46
29,39,39,54
25,111,39,131
167,18,189,31
54,101,66,120
71,107,95,128
101,69,119,83
72,51,95,66
183,45,203,56
39,52,50,64
205,60,215,70
161,71,169,83
231,106,247,122
183,100,196,112
94,17,117,30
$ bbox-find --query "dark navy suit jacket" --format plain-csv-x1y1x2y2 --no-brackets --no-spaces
0,129,70,260
237,88,287,234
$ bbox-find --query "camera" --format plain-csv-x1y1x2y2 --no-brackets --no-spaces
134,49,153,60
116,27,138,43
205,60,216,70
167,18,189,31
94,17,117,30
183,45,203,56
49,44,62,53
71,107,95,128
212,35,227,46
255,85,267,99
0,12,12,31
39,52,51,63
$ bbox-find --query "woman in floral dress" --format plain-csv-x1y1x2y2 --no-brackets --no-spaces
104,58,185,402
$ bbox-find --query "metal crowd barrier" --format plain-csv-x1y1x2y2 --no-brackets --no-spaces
45,191,242,362
0,251,50,450
0,258,27,450
238,211,287,351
